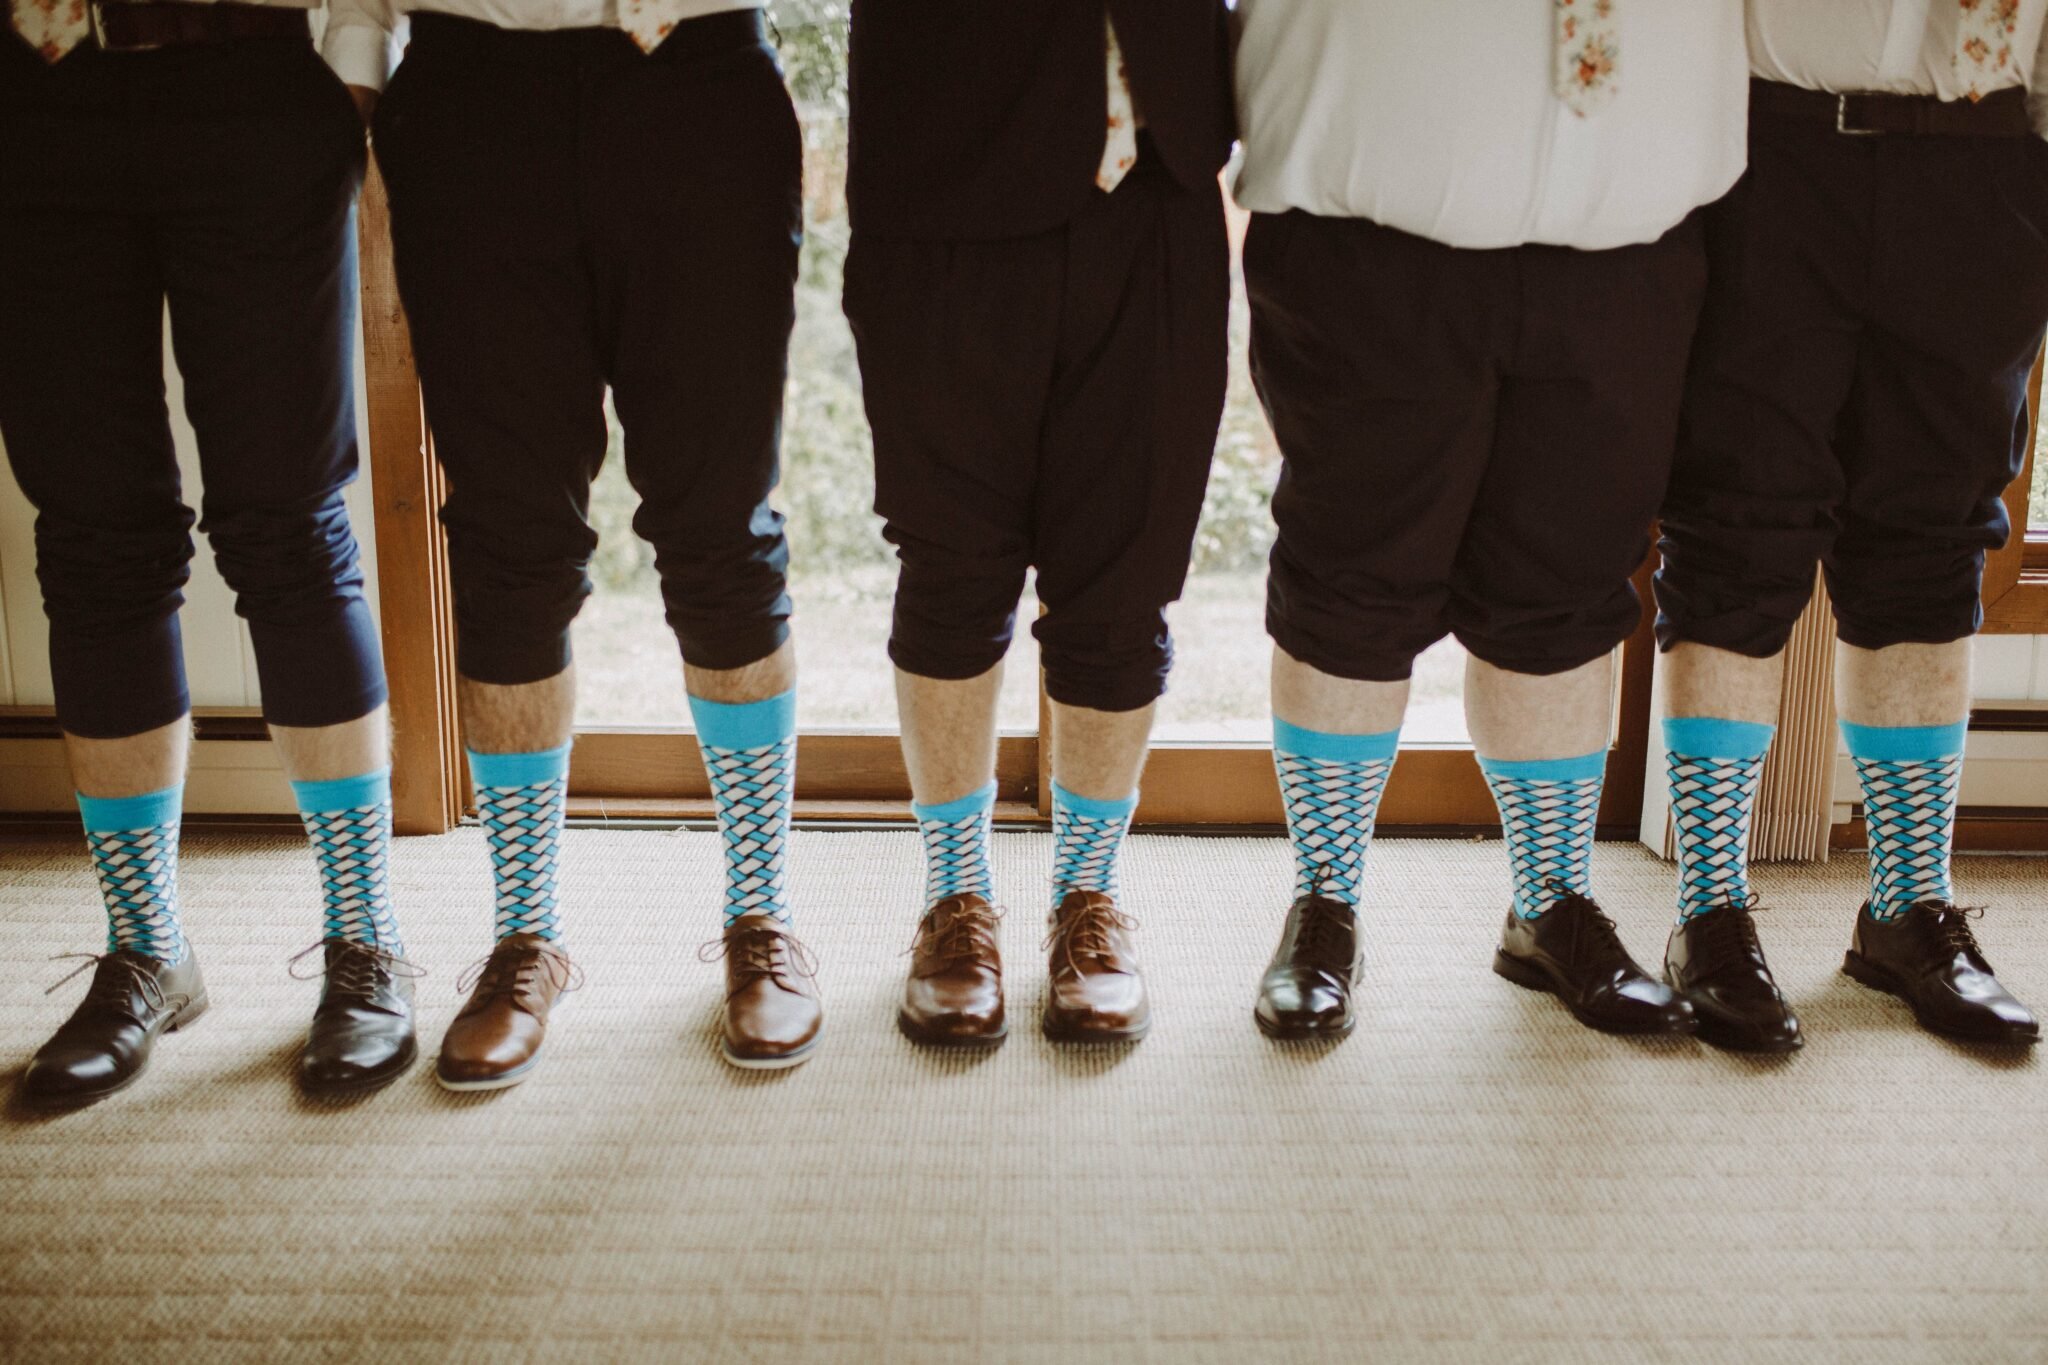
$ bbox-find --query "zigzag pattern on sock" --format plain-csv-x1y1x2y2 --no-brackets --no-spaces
303,800,403,951
1485,772,1601,919
703,737,795,923
1669,753,1765,921
479,777,565,941
1857,755,1961,921
1051,802,1132,905
921,806,993,905
1277,752,1393,906
89,823,187,963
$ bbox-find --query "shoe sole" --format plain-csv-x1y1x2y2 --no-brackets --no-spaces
896,1012,1007,1049
722,1032,822,1071
1842,951,2042,1046
300,1037,420,1099
1254,1011,1356,1042
1041,1018,1150,1044
1493,952,1697,1037
435,1055,540,1092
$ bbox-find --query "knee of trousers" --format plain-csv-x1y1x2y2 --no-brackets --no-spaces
1826,543,1989,651
1451,582,1646,678
649,522,793,673
1036,611,1175,713
886,550,1031,685
1652,519,1829,659
446,528,594,687
1263,550,1439,682
206,494,389,727
34,515,196,738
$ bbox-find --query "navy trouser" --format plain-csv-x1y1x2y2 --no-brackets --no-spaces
373,11,799,685
1657,90,2048,657
0,31,387,739
844,139,1229,712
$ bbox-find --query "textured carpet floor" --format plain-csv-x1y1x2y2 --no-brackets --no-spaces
0,827,2044,1364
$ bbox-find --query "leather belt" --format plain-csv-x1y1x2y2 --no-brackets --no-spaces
91,2,310,53
1751,77,2033,137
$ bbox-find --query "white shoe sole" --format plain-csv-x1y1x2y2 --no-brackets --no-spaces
720,1033,822,1071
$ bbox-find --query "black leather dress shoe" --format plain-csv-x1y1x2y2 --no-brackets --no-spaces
1665,898,1801,1053
297,940,421,1096
20,949,208,1109
1494,893,1695,1036
1843,902,2039,1045
1255,895,1362,1039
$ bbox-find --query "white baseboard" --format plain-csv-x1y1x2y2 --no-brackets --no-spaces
0,737,295,816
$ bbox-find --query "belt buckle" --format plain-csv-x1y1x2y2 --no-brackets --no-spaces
90,3,163,53
1836,93,1881,136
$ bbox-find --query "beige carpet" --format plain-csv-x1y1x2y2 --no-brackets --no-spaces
1,826,2044,1364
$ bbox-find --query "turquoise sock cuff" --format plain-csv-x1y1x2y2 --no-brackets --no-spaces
1476,750,1608,783
290,767,393,814
1840,720,1968,763
1273,717,1401,763
688,689,797,750
1051,782,1138,821
914,781,998,824
77,785,182,833
469,743,572,789
1664,717,1776,760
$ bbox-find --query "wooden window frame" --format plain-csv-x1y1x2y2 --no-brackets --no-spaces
1983,348,2048,632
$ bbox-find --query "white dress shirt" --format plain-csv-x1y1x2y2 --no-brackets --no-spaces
1747,0,2048,134
325,0,763,90
1230,0,1750,252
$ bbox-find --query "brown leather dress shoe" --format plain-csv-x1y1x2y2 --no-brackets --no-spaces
899,894,1006,1047
1043,891,1149,1043
436,934,578,1092
1254,895,1363,1040
709,914,823,1069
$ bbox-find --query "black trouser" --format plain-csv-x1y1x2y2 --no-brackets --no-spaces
0,31,385,739
373,11,799,686
1246,208,1707,681
1656,93,2048,657
843,141,1229,712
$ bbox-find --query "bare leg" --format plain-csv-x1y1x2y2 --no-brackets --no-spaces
1049,699,1156,801
1464,654,1613,760
1271,645,1409,737
460,666,577,755
1662,641,1785,725
687,637,797,707
64,717,190,798
269,706,389,783
1836,639,1970,727
896,663,1003,806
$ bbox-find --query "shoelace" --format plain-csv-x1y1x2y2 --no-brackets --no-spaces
1043,899,1139,981
905,900,1004,968
44,951,169,1017
455,942,582,1013
286,940,426,997
1293,898,1356,966
1690,894,1772,979
1917,902,1988,960
1540,880,1627,968
700,923,818,996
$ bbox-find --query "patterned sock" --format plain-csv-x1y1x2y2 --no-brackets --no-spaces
1273,718,1400,907
913,780,996,907
291,768,403,953
1665,718,1775,924
78,786,189,964
1050,783,1138,909
1478,750,1606,920
470,744,571,942
689,690,797,925
1842,720,1966,922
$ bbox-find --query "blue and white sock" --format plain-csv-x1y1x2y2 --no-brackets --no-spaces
470,744,570,942
690,690,797,925
1273,718,1400,907
914,780,996,907
292,768,403,953
1842,720,1966,922
1665,718,1775,924
1050,783,1137,908
1478,750,1606,920
79,786,188,964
